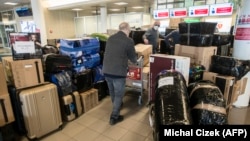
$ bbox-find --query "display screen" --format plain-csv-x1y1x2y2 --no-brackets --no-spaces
16,7,33,17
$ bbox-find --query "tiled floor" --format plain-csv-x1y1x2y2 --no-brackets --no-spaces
13,89,250,141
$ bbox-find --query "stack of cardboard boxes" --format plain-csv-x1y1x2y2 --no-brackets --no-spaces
0,63,15,127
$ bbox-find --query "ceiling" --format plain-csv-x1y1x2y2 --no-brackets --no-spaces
0,0,155,15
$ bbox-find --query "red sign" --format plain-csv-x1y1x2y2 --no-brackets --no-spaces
216,7,232,13
175,11,187,16
210,3,233,16
153,9,169,19
189,5,209,17
195,9,208,15
158,12,169,17
235,28,250,40
170,8,187,18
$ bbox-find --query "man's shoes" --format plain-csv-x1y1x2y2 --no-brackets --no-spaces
109,115,124,125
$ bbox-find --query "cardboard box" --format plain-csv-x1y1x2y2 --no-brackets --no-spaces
80,88,99,113
202,71,219,82
142,66,149,81
169,18,184,29
175,44,217,71
1,57,44,89
135,44,152,66
215,75,235,107
0,94,15,127
0,63,8,96
149,54,190,102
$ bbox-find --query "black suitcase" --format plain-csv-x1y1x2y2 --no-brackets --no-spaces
150,70,192,141
129,30,146,45
159,39,171,54
187,80,228,125
43,54,72,73
72,69,93,92
154,70,192,125
93,80,109,101
180,34,214,46
7,85,27,135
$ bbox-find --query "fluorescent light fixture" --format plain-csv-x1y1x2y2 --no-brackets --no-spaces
114,2,128,5
92,10,100,13
109,9,121,11
4,2,18,5
132,6,144,9
72,8,83,11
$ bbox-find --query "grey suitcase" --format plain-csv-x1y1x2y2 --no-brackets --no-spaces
19,83,62,140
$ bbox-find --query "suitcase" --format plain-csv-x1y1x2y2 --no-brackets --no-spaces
72,69,93,92
7,86,27,135
19,83,62,139
93,80,109,101
154,70,192,125
129,30,146,45
70,91,83,117
61,95,76,121
187,80,228,125
92,64,105,83
47,71,73,97
43,54,72,73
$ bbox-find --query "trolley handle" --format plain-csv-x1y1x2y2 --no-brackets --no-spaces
137,55,144,62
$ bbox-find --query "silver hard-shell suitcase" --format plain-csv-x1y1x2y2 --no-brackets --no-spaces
19,83,62,139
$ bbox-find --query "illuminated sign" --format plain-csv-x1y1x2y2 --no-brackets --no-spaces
153,9,169,19
169,8,187,18
189,5,209,17
209,3,233,16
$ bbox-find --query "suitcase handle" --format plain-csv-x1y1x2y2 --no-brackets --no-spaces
35,61,41,83
0,99,8,123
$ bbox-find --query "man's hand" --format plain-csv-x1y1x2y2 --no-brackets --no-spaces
144,38,149,44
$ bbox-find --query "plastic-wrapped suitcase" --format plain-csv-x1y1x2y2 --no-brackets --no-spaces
61,95,76,121
187,80,228,125
19,83,62,140
149,70,192,141
46,70,73,97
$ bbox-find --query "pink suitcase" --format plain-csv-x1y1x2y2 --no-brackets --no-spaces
19,83,62,139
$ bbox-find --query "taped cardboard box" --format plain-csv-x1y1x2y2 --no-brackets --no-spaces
0,94,15,127
0,63,8,96
175,44,217,71
1,57,44,89
202,71,218,82
215,75,235,107
135,44,152,66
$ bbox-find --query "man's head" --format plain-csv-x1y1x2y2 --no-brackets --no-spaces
119,22,131,36
153,21,160,30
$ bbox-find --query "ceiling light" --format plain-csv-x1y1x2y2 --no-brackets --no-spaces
72,8,83,11
132,6,144,9
4,2,18,5
114,2,128,5
109,9,121,11
92,10,100,13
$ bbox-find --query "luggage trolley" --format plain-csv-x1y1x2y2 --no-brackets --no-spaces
126,56,144,105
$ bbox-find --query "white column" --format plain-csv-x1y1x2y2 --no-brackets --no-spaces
100,7,107,33
232,0,250,107
30,0,47,45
